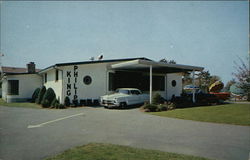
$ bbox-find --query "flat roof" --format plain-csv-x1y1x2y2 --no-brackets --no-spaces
35,57,203,74
39,57,150,73
111,59,204,73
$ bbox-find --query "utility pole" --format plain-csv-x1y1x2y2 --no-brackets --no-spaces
0,53,4,71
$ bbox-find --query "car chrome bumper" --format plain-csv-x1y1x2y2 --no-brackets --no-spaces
101,100,119,108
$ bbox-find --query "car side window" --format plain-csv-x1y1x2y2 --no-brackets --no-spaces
118,89,130,94
131,90,141,95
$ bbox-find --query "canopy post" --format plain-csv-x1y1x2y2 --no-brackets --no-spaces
192,70,196,103
149,65,152,104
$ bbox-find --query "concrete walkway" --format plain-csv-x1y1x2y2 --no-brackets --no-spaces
0,106,249,160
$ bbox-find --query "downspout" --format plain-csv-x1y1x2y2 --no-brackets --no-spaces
54,66,64,104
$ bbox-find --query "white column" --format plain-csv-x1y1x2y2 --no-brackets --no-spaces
192,70,196,103
149,65,153,104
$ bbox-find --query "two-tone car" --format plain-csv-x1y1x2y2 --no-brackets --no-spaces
100,88,149,108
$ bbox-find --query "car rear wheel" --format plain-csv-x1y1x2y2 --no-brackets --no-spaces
120,102,127,109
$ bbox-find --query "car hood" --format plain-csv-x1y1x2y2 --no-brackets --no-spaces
101,93,129,100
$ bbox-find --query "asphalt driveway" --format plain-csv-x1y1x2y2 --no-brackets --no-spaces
0,106,249,160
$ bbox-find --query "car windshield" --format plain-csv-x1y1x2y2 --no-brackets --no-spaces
116,89,130,94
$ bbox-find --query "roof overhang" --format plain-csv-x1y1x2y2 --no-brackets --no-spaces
110,59,204,73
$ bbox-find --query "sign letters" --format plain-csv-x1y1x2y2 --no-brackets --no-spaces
66,65,78,100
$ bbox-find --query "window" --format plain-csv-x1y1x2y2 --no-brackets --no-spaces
55,70,59,81
8,80,19,95
44,73,47,83
83,75,92,85
172,80,177,87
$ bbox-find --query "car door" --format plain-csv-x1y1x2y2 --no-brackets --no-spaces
129,90,142,104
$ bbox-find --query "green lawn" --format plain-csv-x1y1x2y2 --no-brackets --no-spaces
150,103,250,126
45,143,211,160
0,98,41,109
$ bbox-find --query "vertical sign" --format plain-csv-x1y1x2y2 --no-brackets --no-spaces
66,65,78,100
73,65,78,100
66,70,71,96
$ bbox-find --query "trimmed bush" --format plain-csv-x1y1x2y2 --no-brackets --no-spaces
42,99,50,108
143,104,158,112
167,102,176,110
31,88,40,103
157,104,168,111
152,93,165,104
58,104,65,109
64,96,70,107
72,99,78,107
41,88,56,108
35,86,46,104
51,97,59,108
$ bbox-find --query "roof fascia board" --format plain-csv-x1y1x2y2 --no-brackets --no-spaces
138,59,204,71
38,57,150,74
111,59,141,68
111,59,203,71
38,65,55,74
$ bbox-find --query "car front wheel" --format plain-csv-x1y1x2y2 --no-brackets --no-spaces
120,102,127,109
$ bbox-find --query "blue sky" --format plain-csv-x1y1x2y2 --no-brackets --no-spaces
0,1,249,83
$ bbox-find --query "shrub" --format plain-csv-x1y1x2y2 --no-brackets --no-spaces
157,104,168,111
143,103,158,112
42,99,50,108
51,97,59,108
152,93,164,104
167,102,176,110
31,88,40,103
41,88,56,108
35,86,46,104
64,96,70,107
58,104,65,109
72,99,78,107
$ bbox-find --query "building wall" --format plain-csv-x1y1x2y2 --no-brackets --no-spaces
43,69,63,103
166,73,183,100
2,74,42,102
40,62,185,103
59,63,108,103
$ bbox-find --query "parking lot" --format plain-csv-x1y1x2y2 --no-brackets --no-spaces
0,106,249,160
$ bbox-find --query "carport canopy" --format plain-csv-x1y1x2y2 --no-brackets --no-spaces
110,59,204,104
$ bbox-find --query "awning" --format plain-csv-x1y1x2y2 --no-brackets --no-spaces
110,59,203,73
111,59,203,104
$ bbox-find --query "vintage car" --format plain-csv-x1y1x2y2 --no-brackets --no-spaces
100,88,149,108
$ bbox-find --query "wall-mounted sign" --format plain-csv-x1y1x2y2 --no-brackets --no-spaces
66,65,78,100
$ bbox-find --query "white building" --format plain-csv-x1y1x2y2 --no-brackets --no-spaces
1,57,203,104
0,62,42,102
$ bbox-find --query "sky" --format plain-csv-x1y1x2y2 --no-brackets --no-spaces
0,1,249,83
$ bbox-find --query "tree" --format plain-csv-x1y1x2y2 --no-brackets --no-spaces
196,70,212,93
232,57,250,101
182,72,192,86
223,79,236,92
